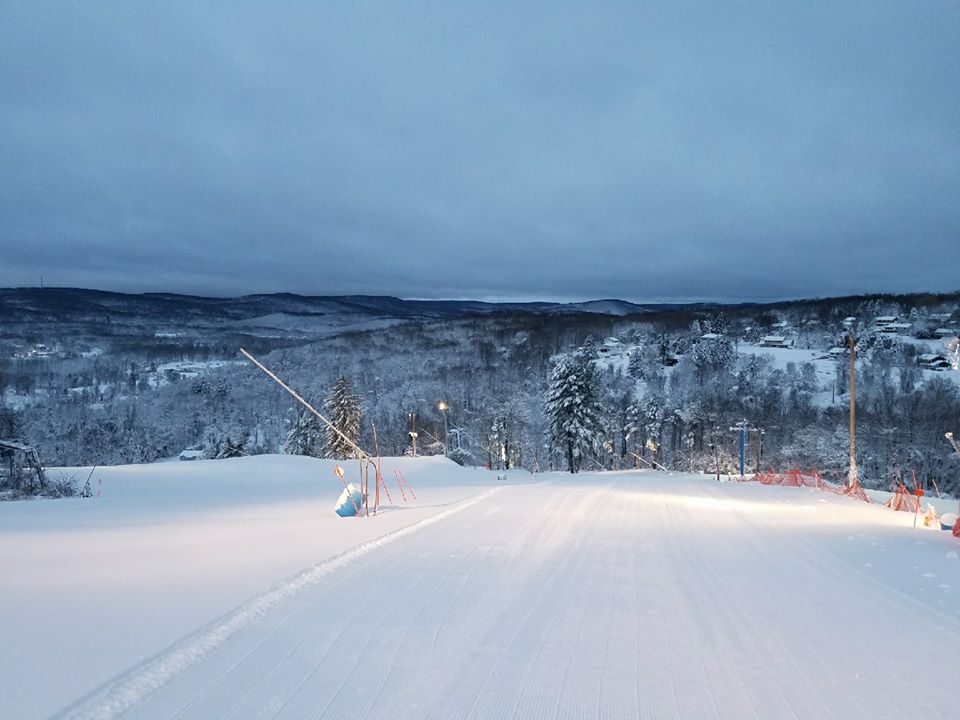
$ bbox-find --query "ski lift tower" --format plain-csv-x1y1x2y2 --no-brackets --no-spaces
729,420,749,479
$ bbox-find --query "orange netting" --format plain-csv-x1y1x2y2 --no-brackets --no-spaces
954,516,960,538
755,468,829,490
840,479,871,503
884,484,921,513
750,468,871,502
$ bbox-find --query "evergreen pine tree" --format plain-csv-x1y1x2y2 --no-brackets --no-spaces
544,353,603,473
627,350,645,380
283,407,324,457
324,375,362,459
581,335,599,360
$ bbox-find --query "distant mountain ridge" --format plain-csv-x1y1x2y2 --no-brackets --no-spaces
0,287,673,325
2,287,958,330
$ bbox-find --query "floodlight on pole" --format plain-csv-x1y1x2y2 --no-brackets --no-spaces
438,401,450,456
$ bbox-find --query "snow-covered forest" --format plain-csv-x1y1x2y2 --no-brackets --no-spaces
2,289,959,494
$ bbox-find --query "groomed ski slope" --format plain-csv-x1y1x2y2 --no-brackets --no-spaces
39,465,960,720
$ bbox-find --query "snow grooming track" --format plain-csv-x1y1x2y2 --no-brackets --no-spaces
51,488,501,720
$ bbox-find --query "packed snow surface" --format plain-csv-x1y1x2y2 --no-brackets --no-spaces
2,457,960,719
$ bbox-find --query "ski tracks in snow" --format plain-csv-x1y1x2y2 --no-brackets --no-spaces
52,475,960,720
52,488,501,720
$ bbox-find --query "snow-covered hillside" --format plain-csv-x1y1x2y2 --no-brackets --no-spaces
3,457,959,719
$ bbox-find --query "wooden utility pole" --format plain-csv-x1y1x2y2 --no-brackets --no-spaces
754,428,764,474
848,327,858,487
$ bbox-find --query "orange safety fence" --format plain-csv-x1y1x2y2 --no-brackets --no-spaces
839,479,871,503
755,468,828,490
750,468,871,503
747,470,960,539
884,483,921,513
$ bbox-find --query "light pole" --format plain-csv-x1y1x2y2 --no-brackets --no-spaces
438,401,449,456
848,326,858,487
408,412,418,458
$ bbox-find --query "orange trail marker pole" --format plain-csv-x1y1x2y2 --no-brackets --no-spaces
377,469,393,504
912,472,924,530
396,469,416,500
394,468,408,503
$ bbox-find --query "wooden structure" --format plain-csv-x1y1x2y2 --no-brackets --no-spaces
0,440,47,492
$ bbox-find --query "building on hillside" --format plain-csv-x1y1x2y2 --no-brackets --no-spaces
758,335,794,348
598,338,624,356
842,316,857,327
875,315,898,325
917,354,951,371
879,322,912,334
935,328,956,338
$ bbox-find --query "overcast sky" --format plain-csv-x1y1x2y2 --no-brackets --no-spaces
1,2,958,302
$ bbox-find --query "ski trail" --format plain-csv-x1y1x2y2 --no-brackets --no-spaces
52,488,500,720
48,474,960,720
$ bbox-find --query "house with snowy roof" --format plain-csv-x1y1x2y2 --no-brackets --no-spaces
758,335,794,348
879,322,911,334
917,354,950,371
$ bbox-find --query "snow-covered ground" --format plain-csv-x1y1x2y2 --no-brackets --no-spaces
0,456,507,719
3,459,960,719
736,344,840,406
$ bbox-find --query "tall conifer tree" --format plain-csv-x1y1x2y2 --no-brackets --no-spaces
324,375,362,459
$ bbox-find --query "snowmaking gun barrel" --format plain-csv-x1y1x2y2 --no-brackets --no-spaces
239,347,376,464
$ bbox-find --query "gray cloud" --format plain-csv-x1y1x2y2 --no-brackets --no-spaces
1,1,958,301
